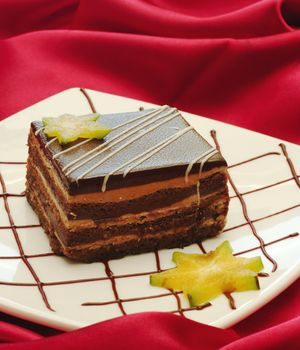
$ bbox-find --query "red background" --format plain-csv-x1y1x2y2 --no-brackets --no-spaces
0,0,299,348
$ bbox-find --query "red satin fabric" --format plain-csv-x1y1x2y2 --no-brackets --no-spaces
0,0,299,348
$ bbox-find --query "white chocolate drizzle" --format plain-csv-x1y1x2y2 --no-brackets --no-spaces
53,138,93,159
187,149,219,206
110,107,169,131
35,126,45,136
75,110,180,180
45,137,57,148
101,126,194,192
52,107,168,159
185,148,218,183
63,107,177,176
196,181,201,206
123,126,194,177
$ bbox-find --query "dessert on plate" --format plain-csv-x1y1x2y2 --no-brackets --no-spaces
26,105,229,262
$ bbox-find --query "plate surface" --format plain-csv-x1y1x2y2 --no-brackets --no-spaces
0,88,299,331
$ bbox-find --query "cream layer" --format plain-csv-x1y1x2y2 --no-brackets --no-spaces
63,216,225,253
30,130,226,204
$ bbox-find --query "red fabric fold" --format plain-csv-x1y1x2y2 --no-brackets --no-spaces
0,0,299,348
72,0,291,38
223,317,300,350
0,321,42,343
0,313,239,350
0,0,300,143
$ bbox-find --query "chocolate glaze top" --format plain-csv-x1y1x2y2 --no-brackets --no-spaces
31,109,226,194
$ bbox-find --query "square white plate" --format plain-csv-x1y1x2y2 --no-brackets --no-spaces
0,88,299,331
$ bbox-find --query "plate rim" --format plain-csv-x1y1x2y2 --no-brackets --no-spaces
0,87,299,331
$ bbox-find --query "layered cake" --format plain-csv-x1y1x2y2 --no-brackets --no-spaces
26,105,229,262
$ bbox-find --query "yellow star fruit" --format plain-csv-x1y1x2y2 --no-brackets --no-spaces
150,241,263,306
43,113,112,144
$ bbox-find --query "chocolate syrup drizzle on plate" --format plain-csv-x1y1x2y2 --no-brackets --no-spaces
80,87,97,113
211,130,278,273
0,173,53,311
0,88,299,316
154,251,186,317
279,143,300,189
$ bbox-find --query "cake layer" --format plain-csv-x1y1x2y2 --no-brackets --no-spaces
27,183,227,262
27,167,229,246
31,107,227,194
28,131,227,220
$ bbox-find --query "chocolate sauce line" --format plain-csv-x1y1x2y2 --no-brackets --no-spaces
234,233,299,256
211,130,278,272
172,303,211,314
257,272,270,278
224,293,236,310
155,251,185,317
0,271,159,287
279,143,300,189
197,242,207,253
103,261,126,316
228,152,281,169
82,293,211,314
0,173,54,311
0,161,26,165
82,290,182,307
45,270,158,285
0,224,41,230
82,287,211,315
229,176,300,200
0,193,25,198
0,253,55,260
0,281,37,287
224,204,300,233
79,88,97,113
154,251,161,272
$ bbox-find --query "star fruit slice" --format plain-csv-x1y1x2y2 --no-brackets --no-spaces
150,241,263,306
43,113,112,144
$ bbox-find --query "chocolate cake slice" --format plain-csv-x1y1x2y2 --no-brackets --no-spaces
26,105,229,262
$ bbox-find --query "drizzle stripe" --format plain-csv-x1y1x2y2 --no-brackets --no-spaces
45,137,57,148
185,149,218,183
34,127,45,136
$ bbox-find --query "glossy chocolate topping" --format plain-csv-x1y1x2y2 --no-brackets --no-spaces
31,109,226,194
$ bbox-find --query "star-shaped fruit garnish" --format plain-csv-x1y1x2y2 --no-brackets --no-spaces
43,113,112,144
150,241,263,306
